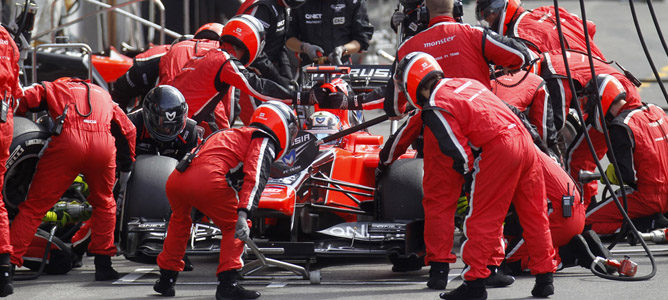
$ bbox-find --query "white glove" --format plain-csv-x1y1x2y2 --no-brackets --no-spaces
235,211,250,241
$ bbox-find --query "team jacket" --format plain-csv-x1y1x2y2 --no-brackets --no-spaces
192,127,276,215
18,79,136,171
128,110,201,160
608,104,668,195
158,39,220,85
287,0,374,58
385,15,531,117
239,0,294,87
110,44,171,108
491,71,556,146
539,50,642,130
166,48,304,129
509,6,605,59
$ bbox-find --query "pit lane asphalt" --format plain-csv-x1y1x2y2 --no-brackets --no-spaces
12,1,668,299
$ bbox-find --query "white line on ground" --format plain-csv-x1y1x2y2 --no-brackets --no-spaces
113,267,156,284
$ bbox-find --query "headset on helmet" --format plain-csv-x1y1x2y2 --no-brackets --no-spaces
475,0,521,35
250,101,298,161
583,74,626,130
220,15,266,67
394,52,444,111
194,23,224,40
142,85,189,142
278,0,306,8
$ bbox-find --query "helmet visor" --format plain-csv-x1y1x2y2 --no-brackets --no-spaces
476,0,505,29
145,112,183,142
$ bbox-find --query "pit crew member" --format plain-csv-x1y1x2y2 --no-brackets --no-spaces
11,77,136,281
286,0,374,65
386,52,557,299
153,101,298,300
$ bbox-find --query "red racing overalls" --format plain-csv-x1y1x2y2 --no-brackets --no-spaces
539,50,642,205
0,26,24,256
385,15,531,117
10,79,136,266
505,151,584,269
508,6,605,59
586,104,668,234
165,48,300,131
157,127,275,274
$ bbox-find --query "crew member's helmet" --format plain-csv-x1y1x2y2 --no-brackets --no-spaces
278,0,306,8
475,0,521,35
142,85,188,142
394,52,444,111
250,101,299,161
306,111,343,144
194,23,224,40
583,74,626,128
220,15,266,67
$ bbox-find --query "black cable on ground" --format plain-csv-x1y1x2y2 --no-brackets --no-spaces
628,0,668,103
553,0,656,281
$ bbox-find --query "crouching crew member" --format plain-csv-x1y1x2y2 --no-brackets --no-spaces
389,52,557,299
153,101,298,299
11,77,136,281
585,78,668,234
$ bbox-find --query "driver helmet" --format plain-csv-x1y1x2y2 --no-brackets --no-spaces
220,15,266,67
306,111,343,144
250,101,299,161
194,23,224,40
142,85,188,142
475,0,522,35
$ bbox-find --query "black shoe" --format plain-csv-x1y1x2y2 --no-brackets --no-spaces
183,255,194,272
484,265,514,287
427,262,449,290
72,253,83,269
154,269,179,297
94,255,120,281
0,255,13,298
390,254,423,272
216,270,260,300
440,279,487,300
531,273,554,298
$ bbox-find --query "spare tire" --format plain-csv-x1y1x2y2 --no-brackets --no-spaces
3,117,50,217
379,158,424,221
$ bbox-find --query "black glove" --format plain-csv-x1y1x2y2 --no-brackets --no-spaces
390,11,405,32
310,87,354,109
301,42,325,61
328,46,345,65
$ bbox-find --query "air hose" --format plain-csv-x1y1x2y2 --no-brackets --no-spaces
628,0,668,103
552,0,656,281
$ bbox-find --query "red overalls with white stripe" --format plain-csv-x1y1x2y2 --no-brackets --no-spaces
509,6,605,59
424,78,557,280
157,127,275,274
505,151,585,269
0,26,23,256
491,71,553,144
385,15,531,117
539,50,642,205
11,80,136,266
165,48,294,130
586,104,668,233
